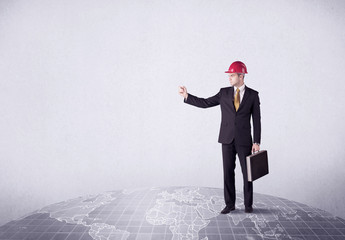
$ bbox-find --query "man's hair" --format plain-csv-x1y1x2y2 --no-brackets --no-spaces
238,73,245,79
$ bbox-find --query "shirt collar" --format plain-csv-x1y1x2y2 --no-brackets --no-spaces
234,84,245,93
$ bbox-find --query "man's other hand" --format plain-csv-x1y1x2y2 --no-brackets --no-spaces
252,143,260,153
178,86,188,99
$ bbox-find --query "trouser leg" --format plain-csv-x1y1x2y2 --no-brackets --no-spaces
236,144,253,207
222,142,237,207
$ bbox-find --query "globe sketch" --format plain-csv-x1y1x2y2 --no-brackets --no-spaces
0,186,344,240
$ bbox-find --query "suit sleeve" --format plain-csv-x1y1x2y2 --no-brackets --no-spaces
252,92,261,144
183,90,221,108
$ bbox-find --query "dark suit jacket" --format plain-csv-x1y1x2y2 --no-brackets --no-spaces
184,86,261,146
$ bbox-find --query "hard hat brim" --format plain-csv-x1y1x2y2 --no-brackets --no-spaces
225,71,247,74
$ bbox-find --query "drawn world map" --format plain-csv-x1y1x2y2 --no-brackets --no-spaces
0,186,344,240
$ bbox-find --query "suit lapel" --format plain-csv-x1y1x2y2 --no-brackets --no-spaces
228,87,236,112
238,86,250,112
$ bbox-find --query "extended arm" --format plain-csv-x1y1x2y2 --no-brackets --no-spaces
184,91,221,108
179,85,221,108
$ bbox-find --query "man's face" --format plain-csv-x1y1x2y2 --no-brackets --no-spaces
228,73,241,86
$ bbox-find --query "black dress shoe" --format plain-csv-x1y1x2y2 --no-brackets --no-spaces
245,206,253,213
220,205,235,214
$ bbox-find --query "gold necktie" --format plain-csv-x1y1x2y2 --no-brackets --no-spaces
234,88,240,111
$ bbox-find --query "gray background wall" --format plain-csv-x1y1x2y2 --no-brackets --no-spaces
1,0,345,226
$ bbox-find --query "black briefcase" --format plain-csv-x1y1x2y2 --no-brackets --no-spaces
246,150,269,182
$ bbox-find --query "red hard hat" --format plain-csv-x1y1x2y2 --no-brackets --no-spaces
225,61,248,74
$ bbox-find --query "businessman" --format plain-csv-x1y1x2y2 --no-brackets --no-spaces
179,61,261,214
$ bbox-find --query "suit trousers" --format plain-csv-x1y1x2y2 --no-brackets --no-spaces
222,140,253,208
